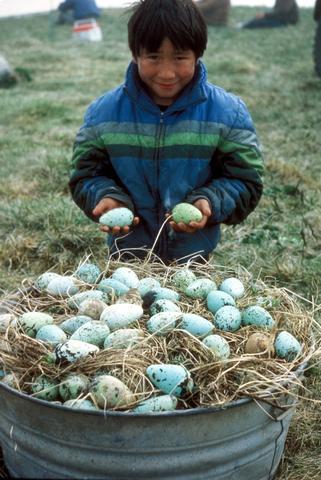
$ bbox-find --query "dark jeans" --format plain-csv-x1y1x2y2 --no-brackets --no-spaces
242,17,288,29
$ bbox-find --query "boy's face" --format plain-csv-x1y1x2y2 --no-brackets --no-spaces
134,38,197,106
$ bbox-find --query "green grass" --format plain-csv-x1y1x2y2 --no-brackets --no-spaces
0,7,320,479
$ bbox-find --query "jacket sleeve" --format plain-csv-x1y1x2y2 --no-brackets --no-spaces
186,97,264,225
69,105,134,222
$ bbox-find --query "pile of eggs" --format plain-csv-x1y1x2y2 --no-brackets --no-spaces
0,261,304,413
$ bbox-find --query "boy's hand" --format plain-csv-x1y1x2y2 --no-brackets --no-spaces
168,199,212,233
92,198,139,235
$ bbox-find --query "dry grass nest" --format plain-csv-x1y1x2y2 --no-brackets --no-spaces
0,252,320,412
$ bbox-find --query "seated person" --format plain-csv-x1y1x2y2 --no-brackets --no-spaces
240,0,299,29
56,0,101,25
197,0,231,26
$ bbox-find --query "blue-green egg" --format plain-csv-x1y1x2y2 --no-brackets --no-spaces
171,269,196,291
172,203,202,224
34,272,61,291
274,331,302,361
19,312,54,338
74,263,101,284
146,311,181,335
97,278,129,297
138,277,161,297
99,207,134,228
154,287,180,302
214,306,242,332
70,321,110,347
31,375,59,401
132,394,178,413
146,364,194,397
206,290,236,314
178,313,213,338
149,299,181,316
63,398,98,410
202,334,230,360
59,374,89,401
241,305,275,329
185,278,217,300
36,324,67,346
59,315,92,334
46,276,79,297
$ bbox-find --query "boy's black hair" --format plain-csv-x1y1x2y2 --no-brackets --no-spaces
128,0,207,59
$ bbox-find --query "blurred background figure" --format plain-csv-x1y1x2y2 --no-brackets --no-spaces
314,0,321,77
197,0,231,26
56,0,101,25
239,0,299,29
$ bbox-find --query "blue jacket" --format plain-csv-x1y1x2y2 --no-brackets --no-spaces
58,0,100,20
69,61,263,262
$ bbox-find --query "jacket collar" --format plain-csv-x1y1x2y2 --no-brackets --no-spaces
124,59,208,115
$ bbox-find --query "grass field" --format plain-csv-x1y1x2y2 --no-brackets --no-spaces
0,6,320,479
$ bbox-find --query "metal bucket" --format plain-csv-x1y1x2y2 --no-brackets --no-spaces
0,381,298,480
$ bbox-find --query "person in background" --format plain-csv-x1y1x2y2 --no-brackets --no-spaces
56,0,101,25
69,0,263,264
240,0,299,29
196,0,231,27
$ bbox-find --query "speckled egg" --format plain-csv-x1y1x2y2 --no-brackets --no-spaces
100,303,144,331
78,298,108,320
146,364,194,397
99,208,134,228
137,277,161,297
70,321,110,347
154,287,180,302
55,340,99,363
172,203,202,224
242,305,275,329
59,374,89,401
171,269,197,291
36,324,67,346
31,375,59,401
179,313,213,338
90,374,135,408
132,394,178,413
63,398,98,411
19,311,54,338
1,373,20,390
214,306,242,332
111,267,139,289
74,263,101,284
206,290,236,314
0,313,16,333
245,332,274,356
34,272,61,291
219,277,245,299
46,276,79,297
150,299,181,316
97,278,129,297
147,311,182,335
202,334,230,360
185,278,217,300
274,331,302,361
59,315,92,334
103,328,145,349
67,290,109,310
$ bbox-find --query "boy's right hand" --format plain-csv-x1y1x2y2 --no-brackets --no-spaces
92,198,139,235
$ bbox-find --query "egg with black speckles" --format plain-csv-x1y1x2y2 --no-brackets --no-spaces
214,305,242,332
242,305,275,329
274,331,302,361
99,208,134,228
202,334,230,360
206,290,236,314
146,364,194,397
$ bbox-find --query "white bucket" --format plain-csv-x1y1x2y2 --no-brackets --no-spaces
72,18,103,42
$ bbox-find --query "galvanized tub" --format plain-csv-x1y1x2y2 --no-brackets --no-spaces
0,380,298,480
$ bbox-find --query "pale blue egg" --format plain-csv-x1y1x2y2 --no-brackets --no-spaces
154,287,180,302
179,313,213,338
138,277,161,297
214,306,242,332
241,305,275,329
185,278,217,299
149,299,181,316
219,277,245,299
132,394,178,413
206,290,236,314
103,328,144,349
63,399,98,410
99,208,134,228
59,374,89,401
70,321,110,347
202,334,230,359
100,304,144,331
146,364,194,397
97,278,129,296
59,315,92,334
46,276,79,297
274,331,302,361
111,267,139,289
36,324,67,346
171,269,196,291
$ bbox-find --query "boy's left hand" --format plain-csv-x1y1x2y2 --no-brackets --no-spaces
169,199,212,233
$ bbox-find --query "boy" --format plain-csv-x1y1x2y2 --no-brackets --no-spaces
69,0,264,263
